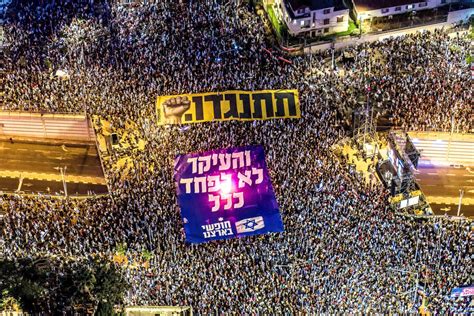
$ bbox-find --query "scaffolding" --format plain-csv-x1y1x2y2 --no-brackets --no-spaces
353,101,378,158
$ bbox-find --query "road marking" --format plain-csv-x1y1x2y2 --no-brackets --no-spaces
427,173,437,176
446,174,456,176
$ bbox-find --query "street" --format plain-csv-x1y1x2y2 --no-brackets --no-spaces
0,140,108,196
415,161,474,217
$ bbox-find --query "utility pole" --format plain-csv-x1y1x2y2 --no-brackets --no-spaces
413,271,419,312
16,174,24,192
450,114,455,135
412,237,420,312
55,166,68,197
331,41,335,70
457,189,464,217
61,167,68,197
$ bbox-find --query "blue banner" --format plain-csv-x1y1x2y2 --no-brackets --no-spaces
174,145,284,243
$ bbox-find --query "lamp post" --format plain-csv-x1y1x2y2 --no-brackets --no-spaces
55,166,68,197
457,189,464,217
331,41,336,70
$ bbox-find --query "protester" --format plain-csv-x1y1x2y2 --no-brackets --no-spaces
1,0,472,313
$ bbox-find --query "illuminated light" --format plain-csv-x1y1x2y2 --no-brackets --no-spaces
220,180,233,195
412,138,419,142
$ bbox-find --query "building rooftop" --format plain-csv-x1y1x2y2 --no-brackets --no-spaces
354,0,423,11
287,0,347,11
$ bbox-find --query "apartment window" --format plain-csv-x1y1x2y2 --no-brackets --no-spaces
323,18,330,25
323,8,331,14
419,2,427,7
337,16,344,23
406,4,414,9
441,0,446,3
381,8,390,13
395,6,401,11
302,20,310,28
324,27,330,33
313,12,317,23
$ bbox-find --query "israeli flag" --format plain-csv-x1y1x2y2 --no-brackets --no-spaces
236,216,265,233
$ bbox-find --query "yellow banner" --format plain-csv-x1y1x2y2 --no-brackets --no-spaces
157,90,300,125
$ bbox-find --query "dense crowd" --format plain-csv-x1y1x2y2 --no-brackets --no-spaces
1,0,473,313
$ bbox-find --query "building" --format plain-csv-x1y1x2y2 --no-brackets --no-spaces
271,0,464,37
271,0,350,37
354,0,460,20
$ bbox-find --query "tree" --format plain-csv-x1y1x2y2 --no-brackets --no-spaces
0,258,49,313
342,0,359,26
0,257,129,314
0,291,21,312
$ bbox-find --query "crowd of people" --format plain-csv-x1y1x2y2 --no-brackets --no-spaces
1,0,472,313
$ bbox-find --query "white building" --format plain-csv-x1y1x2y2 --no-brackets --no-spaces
272,0,350,37
354,0,460,20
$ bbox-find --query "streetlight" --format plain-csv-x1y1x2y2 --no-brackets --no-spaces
54,166,68,197
331,41,336,70
457,189,464,217
16,174,24,193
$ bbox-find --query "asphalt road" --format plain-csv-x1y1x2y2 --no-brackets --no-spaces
429,203,473,218
415,160,474,217
0,140,108,196
0,141,103,176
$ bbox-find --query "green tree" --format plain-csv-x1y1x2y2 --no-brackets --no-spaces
0,257,129,314
0,258,49,313
342,0,359,26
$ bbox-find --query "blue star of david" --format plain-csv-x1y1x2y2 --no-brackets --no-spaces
243,219,258,230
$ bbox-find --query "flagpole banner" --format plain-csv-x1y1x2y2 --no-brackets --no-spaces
157,89,300,125
174,145,284,243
